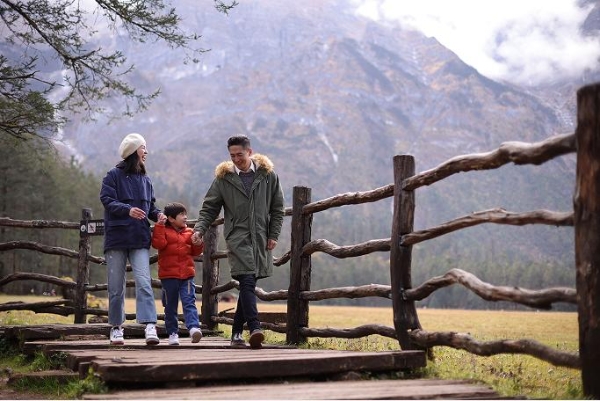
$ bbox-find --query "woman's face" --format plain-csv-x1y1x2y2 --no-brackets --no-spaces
136,145,148,163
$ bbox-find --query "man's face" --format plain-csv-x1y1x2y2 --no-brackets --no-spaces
229,145,253,171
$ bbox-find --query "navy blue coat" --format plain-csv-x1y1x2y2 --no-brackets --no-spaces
100,167,161,252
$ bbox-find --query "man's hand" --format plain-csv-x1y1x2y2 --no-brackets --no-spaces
267,239,277,251
192,231,203,245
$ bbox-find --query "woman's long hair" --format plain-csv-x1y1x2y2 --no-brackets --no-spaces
116,151,146,175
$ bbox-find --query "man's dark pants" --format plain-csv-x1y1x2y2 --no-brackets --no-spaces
232,274,260,334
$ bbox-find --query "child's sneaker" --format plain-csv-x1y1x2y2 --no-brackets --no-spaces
230,332,247,348
145,323,160,345
168,332,180,346
109,326,124,345
190,327,202,343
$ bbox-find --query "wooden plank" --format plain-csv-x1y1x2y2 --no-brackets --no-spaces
33,338,425,381
82,378,501,400
33,338,294,357
48,344,298,371
89,348,425,383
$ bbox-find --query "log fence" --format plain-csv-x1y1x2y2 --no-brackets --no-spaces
1,82,599,397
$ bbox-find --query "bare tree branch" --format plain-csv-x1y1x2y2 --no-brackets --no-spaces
410,329,580,369
403,133,576,190
303,238,391,259
406,268,576,309
402,208,573,246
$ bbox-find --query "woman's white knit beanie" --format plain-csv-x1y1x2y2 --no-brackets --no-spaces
119,133,146,159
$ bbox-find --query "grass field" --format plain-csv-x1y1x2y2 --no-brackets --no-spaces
0,294,583,399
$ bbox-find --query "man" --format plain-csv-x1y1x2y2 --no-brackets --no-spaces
192,135,285,349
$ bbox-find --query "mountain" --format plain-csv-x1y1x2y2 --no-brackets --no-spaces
55,0,600,299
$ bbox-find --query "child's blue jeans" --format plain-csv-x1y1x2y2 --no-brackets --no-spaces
161,277,200,335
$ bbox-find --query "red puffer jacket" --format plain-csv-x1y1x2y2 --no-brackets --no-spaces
151,224,204,280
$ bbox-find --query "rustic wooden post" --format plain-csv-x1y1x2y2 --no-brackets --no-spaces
286,186,312,345
74,208,92,324
201,225,219,331
574,82,600,399
390,155,423,350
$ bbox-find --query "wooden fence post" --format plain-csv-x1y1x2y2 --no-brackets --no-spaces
390,155,423,350
574,82,600,399
286,186,312,345
201,225,219,331
74,208,91,324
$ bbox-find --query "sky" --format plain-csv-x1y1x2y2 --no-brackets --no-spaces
352,0,600,86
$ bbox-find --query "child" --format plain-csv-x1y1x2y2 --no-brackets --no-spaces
152,202,204,345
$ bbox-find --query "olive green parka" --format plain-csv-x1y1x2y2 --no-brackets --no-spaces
193,154,285,279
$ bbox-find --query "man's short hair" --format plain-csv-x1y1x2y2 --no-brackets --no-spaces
227,135,251,149
163,202,187,219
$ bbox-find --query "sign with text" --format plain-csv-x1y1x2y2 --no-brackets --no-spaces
80,219,105,236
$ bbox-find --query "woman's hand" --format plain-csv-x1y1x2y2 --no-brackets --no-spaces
129,207,146,220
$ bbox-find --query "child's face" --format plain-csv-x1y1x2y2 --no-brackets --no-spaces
168,212,187,229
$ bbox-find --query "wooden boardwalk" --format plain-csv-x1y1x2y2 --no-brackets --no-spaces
2,324,507,399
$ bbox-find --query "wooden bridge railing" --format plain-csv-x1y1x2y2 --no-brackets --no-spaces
1,82,599,398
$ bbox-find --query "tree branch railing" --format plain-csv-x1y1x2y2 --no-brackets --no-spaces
302,185,394,215
409,329,580,369
401,208,574,246
402,133,576,191
0,240,105,264
0,135,576,336
300,324,398,340
302,238,391,258
0,133,579,338
0,217,80,229
405,268,577,309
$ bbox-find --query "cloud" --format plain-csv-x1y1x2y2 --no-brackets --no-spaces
352,0,600,86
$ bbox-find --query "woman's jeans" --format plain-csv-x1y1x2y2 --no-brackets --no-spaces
106,248,157,326
232,274,260,334
161,277,200,335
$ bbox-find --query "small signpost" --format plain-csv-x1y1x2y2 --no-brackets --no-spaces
80,219,104,236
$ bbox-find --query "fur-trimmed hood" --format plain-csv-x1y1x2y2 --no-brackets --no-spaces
214,153,274,178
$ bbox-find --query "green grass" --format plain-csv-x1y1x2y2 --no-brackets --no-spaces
0,295,583,399
253,303,583,399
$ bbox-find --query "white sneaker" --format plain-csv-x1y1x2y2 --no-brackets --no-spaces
168,332,180,346
109,326,124,345
230,332,246,348
190,327,202,343
145,323,160,345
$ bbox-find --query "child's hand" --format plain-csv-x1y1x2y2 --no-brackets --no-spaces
157,214,167,225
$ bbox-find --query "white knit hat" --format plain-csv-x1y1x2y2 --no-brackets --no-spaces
118,133,146,159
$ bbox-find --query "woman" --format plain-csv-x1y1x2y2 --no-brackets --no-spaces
100,133,164,345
